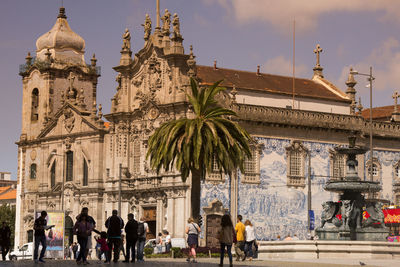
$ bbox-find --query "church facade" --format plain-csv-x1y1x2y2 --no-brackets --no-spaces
15,6,400,248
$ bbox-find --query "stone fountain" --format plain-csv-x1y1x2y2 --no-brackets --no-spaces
316,135,388,241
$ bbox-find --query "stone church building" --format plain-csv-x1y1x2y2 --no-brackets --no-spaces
15,6,400,248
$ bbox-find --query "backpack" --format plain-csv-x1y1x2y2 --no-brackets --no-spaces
137,222,145,237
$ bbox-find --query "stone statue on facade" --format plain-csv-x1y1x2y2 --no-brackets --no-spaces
142,14,152,40
122,28,131,50
162,9,171,35
172,13,181,38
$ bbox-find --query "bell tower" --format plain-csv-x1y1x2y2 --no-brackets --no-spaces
19,7,100,141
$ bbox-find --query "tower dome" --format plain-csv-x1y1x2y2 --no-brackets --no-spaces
35,7,85,64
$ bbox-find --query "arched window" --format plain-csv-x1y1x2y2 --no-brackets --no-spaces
66,151,73,182
50,161,56,188
31,88,39,121
30,164,37,179
83,159,88,186
366,158,381,182
330,150,345,180
286,140,308,187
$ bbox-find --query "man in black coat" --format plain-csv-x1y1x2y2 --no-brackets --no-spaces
105,210,124,263
123,213,138,263
0,221,11,261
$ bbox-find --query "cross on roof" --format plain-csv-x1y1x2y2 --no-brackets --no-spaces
313,44,323,67
393,91,399,113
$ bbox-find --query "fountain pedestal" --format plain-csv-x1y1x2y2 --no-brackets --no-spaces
315,136,388,241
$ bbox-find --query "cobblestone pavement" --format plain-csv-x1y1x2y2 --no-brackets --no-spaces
0,258,394,267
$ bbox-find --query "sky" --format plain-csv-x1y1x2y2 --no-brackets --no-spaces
1,0,400,179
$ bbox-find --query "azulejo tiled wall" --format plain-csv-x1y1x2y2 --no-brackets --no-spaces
200,137,400,241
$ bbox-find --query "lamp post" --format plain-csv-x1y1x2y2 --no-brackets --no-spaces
307,151,312,235
51,151,65,211
350,67,375,182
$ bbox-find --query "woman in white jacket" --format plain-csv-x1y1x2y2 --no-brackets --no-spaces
244,220,255,261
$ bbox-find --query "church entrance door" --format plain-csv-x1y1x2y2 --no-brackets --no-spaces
206,214,221,248
143,207,156,239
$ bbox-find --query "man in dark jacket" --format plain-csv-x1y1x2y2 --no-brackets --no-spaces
33,211,48,263
123,213,138,263
0,221,11,261
105,210,124,263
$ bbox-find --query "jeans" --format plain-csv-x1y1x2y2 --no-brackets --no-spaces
220,243,232,265
76,236,88,262
126,239,137,261
165,242,171,252
107,238,121,262
33,235,47,260
244,240,254,258
136,238,145,261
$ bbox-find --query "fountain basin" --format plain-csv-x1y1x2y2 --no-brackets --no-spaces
325,180,381,193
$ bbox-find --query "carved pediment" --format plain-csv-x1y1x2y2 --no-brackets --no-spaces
38,103,105,139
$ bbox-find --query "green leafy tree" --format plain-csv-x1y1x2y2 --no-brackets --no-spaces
0,204,16,248
147,78,252,218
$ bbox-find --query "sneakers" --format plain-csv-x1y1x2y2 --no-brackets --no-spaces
186,258,190,262
39,258,46,263
192,259,197,263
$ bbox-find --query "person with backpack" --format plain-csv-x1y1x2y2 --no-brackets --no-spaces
73,213,94,265
105,210,124,263
123,213,138,263
185,217,201,263
136,217,149,262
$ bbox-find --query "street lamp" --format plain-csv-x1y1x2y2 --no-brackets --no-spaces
350,67,375,183
50,151,65,211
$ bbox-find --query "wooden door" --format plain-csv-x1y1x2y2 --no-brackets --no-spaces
206,214,221,248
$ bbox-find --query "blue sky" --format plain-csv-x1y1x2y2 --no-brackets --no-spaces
1,0,400,179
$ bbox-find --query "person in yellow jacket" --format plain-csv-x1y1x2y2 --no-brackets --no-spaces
234,215,245,261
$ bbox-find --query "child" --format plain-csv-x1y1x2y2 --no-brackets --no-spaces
95,231,110,263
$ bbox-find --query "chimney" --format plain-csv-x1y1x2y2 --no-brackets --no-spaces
257,65,261,76
214,60,217,70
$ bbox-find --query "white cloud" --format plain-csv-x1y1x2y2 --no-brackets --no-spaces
209,0,400,32
338,37,400,94
262,56,307,77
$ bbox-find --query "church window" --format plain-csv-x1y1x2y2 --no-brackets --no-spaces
50,161,56,188
394,161,400,180
30,163,37,179
133,140,141,174
242,147,260,184
27,230,33,242
330,150,345,180
31,88,39,121
66,151,73,182
366,158,381,182
83,159,88,186
206,155,223,182
286,140,307,187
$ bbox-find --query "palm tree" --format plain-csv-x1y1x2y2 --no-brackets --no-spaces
146,78,252,218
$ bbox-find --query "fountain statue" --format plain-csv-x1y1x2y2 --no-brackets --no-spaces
316,135,388,240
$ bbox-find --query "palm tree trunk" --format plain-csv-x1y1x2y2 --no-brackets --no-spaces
191,169,201,220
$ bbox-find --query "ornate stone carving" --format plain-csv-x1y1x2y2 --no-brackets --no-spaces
63,136,75,150
320,201,341,228
172,13,181,38
63,108,75,133
363,202,385,227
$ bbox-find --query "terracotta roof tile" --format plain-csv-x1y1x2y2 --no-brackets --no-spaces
0,189,16,200
360,105,395,120
196,65,350,103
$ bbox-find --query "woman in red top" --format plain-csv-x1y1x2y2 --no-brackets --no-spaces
95,231,110,263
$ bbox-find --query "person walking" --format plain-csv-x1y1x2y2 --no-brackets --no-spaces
218,214,235,267
163,230,171,253
73,213,94,265
185,217,201,263
76,207,96,260
33,211,48,263
105,210,124,263
234,215,245,261
136,217,149,262
123,213,138,263
244,220,255,261
95,231,110,263
0,221,11,261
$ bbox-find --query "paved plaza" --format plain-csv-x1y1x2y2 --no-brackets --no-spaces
0,258,397,267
